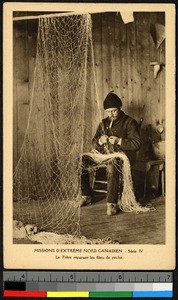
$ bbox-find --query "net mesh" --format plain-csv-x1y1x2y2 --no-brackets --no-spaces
13,14,101,237
13,14,154,243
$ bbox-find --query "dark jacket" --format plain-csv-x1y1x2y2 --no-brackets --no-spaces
92,111,141,165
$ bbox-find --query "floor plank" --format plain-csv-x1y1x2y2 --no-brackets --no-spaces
80,196,165,244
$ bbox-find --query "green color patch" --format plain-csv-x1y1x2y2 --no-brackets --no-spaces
90,291,132,298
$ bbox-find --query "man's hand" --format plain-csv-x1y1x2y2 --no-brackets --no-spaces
108,136,120,145
98,135,108,145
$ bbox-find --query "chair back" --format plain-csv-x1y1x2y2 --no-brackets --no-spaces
138,117,143,133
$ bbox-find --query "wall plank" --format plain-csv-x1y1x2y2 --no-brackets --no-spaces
107,13,116,92
125,20,138,120
159,41,165,141
119,17,128,107
148,13,161,131
13,27,18,168
101,13,110,103
14,24,29,166
28,23,37,102
92,14,103,116
114,13,122,98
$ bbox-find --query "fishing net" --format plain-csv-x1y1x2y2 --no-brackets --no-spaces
13,14,154,244
13,14,101,237
83,150,155,213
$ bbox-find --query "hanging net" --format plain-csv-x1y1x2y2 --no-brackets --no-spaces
13,14,101,238
13,14,154,244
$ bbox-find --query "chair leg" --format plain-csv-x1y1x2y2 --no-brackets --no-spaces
91,170,96,190
161,169,165,196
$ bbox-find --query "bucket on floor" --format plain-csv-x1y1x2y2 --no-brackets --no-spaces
152,140,165,159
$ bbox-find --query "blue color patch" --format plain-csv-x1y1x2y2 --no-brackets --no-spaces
133,291,173,298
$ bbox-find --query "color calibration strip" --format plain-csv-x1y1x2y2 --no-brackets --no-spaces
3,283,173,298
3,291,173,298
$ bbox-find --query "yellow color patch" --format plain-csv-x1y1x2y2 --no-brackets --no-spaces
47,291,89,298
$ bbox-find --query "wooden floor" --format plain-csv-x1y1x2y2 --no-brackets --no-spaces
13,196,165,245
80,196,165,244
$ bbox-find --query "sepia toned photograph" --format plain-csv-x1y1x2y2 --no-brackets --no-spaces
3,3,175,270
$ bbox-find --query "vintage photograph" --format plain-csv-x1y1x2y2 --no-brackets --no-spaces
4,3,175,269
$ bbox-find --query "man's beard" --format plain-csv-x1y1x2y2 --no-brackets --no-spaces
109,116,118,121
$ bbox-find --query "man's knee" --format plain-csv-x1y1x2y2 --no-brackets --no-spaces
106,163,115,174
106,158,122,175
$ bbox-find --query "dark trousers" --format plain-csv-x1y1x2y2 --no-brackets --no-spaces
81,155,123,204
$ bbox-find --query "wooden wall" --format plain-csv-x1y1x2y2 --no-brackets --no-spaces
13,19,38,168
13,12,165,168
92,12,165,122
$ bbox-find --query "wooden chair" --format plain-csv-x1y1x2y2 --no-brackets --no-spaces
90,165,123,199
90,168,107,195
132,159,165,200
132,119,165,200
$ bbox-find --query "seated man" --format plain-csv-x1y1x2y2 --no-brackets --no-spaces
81,92,141,216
